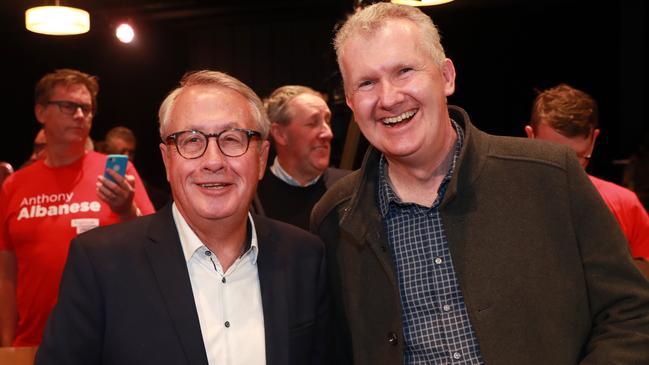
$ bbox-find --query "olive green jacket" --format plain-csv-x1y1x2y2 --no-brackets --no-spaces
311,106,649,365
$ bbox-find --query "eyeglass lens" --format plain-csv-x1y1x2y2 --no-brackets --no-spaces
174,129,254,158
49,100,92,116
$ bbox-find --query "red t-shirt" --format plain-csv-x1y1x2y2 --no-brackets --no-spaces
589,175,649,259
0,151,155,346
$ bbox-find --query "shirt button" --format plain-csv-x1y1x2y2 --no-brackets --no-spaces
221,277,226,283
434,257,443,264
386,332,398,346
204,251,211,256
442,304,452,312
224,321,230,328
452,352,462,360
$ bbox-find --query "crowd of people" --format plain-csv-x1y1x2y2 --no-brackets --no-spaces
1,2,649,365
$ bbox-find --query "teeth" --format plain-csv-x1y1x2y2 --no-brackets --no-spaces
382,110,416,125
199,183,225,189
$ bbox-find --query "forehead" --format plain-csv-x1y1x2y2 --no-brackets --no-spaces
109,137,134,148
289,93,328,113
341,19,425,76
50,83,91,100
170,85,254,131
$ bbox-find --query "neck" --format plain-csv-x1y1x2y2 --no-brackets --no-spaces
44,141,87,167
386,124,457,207
189,213,248,272
275,155,321,186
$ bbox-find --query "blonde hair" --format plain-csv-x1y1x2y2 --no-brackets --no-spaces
264,85,323,126
334,3,446,70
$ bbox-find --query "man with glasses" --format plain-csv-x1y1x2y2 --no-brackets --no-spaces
0,69,154,347
525,83,649,277
35,70,328,365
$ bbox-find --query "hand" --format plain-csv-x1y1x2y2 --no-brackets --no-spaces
96,170,138,220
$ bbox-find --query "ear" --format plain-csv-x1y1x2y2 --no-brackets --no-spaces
592,128,601,144
524,125,535,139
35,104,46,125
159,143,171,183
441,58,456,97
270,123,288,147
588,128,601,153
258,140,270,180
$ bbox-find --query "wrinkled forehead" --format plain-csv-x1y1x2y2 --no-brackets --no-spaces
170,85,254,130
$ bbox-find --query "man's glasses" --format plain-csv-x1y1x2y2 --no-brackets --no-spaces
165,128,262,159
47,100,93,117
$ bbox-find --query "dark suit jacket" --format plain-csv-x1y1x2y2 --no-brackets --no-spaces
35,204,329,365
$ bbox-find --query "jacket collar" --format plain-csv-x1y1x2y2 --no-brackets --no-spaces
339,105,488,243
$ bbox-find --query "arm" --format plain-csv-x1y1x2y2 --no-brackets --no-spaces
0,250,17,346
567,154,649,363
34,239,104,365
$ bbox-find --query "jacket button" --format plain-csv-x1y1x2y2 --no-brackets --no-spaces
387,332,398,346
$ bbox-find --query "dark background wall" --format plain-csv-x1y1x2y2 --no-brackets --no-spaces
1,0,646,191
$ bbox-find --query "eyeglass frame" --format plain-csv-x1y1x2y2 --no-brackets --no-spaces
164,128,262,159
46,100,93,117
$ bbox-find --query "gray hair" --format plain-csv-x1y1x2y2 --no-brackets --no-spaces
158,70,270,139
264,85,323,126
334,3,446,72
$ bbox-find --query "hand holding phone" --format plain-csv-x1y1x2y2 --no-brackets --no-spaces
104,154,128,182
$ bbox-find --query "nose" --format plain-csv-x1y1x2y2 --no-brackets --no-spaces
201,137,226,171
72,106,86,119
378,81,404,109
319,121,333,141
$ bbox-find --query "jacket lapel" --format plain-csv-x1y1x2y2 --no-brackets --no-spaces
254,215,289,365
339,147,398,288
144,204,208,365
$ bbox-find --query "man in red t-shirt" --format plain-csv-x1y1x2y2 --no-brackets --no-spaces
0,69,154,347
525,83,649,277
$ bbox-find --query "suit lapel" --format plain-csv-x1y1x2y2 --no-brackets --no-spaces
254,215,289,365
144,204,208,365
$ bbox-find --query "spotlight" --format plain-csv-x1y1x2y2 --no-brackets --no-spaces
116,23,134,43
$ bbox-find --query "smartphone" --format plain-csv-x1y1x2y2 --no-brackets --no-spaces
104,154,128,182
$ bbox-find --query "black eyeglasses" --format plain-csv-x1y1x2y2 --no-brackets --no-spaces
47,100,93,117
165,128,262,159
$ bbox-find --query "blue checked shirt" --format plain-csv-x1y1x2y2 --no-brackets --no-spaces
378,120,484,364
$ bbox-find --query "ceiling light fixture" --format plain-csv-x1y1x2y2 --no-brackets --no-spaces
116,23,135,44
25,0,90,35
391,0,454,6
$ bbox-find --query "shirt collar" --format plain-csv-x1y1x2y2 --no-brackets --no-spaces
378,118,465,217
172,202,259,264
269,156,321,187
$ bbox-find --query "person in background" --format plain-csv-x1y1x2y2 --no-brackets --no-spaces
0,69,154,347
0,162,13,186
525,83,649,277
35,70,328,365
311,3,649,364
20,129,47,168
254,85,349,230
102,126,136,161
624,133,649,211
100,125,170,210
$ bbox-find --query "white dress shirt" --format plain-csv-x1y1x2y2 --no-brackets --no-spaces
172,203,266,365
269,156,321,187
